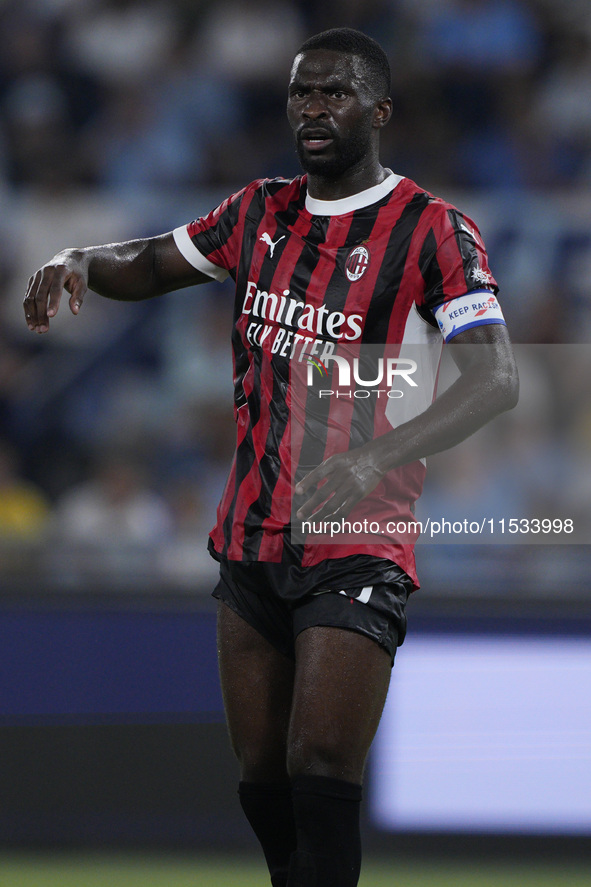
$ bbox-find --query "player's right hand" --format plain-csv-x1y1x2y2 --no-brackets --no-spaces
24,250,88,333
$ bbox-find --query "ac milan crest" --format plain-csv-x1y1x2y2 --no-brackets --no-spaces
345,245,370,282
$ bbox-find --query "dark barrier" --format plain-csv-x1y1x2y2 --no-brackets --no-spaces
0,591,251,848
2,589,591,859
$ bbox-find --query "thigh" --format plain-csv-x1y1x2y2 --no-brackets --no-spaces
287,625,392,783
217,601,295,782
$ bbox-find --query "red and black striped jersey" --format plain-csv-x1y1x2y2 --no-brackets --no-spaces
173,172,501,587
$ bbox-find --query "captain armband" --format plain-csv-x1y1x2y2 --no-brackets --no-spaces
433,289,506,343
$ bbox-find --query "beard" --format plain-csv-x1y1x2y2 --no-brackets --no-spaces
295,123,374,179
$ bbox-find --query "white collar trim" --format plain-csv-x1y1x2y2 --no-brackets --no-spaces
305,170,403,216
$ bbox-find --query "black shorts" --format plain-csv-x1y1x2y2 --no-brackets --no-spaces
212,555,413,663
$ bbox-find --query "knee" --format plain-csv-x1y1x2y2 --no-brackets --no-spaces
286,733,364,783
232,737,290,783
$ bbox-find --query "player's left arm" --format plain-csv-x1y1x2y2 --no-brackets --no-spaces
295,321,518,521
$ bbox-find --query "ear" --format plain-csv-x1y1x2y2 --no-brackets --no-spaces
373,98,393,129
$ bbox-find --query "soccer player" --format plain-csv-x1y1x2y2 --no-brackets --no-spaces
24,28,518,887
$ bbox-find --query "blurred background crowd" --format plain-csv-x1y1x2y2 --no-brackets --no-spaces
3,0,591,193
0,0,590,593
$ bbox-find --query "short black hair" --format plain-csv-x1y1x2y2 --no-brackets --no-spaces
296,28,391,100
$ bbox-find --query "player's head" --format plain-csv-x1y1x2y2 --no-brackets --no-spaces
296,28,391,102
287,28,392,180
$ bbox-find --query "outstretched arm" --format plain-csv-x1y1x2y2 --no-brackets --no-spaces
24,232,210,333
295,323,519,521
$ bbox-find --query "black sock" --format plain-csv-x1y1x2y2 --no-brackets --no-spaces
238,781,297,887
288,774,363,887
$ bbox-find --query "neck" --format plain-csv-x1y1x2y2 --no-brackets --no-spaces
306,157,388,201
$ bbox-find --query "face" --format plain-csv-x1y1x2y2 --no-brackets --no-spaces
287,50,388,180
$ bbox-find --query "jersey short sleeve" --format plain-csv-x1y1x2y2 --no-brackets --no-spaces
173,180,263,282
418,205,506,342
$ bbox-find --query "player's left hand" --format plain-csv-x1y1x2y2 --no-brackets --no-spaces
294,446,384,521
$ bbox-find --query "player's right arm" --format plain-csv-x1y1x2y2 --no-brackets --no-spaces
24,232,211,334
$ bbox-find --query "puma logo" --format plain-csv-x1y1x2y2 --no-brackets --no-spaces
260,232,286,258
